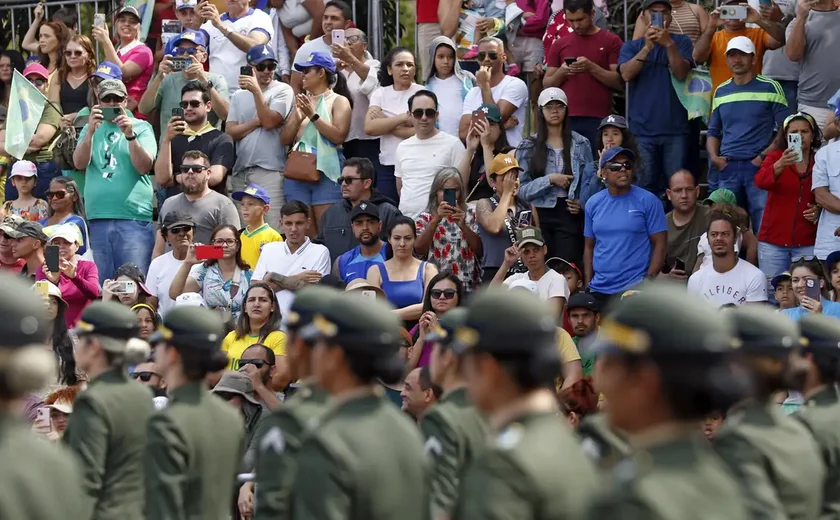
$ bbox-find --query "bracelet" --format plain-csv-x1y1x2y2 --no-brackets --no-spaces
125,134,137,141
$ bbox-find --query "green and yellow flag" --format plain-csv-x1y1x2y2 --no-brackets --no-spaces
4,69,47,160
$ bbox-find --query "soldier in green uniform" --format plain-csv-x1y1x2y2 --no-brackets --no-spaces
452,288,598,520
583,284,748,520
251,286,336,520
145,306,245,520
63,301,155,520
0,273,85,520
292,291,429,520
422,307,488,520
793,313,840,518
714,305,823,520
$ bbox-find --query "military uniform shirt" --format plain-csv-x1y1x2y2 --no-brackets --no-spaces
577,413,633,471
253,384,330,520
795,386,840,519
420,387,488,517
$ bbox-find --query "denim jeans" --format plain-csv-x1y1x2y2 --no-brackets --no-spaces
376,164,399,207
89,219,154,284
707,159,767,232
635,134,689,196
758,241,814,300
5,161,61,201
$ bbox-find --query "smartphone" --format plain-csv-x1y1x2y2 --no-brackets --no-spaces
788,133,803,163
100,106,122,122
161,19,182,33
805,278,821,302
195,244,225,260
470,109,487,129
673,257,686,272
331,29,345,46
720,5,748,19
240,65,253,77
35,280,50,297
36,407,51,429
111,280,136,295
170,56,189,72
45,245,60,272
651,11,665,27
171,107,184,120
518,210,532,228
361,290,376,300
758,0,772,6
564,57,577,66
443,188,457,207
93,13,106,29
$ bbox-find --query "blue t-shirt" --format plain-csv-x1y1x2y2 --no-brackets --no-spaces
782,300,840,321
708,75,790,160
618,35,694,137
584,185,667,294
337,245,387,283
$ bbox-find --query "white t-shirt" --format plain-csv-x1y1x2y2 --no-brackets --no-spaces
395,132,466,218
343,56,381,142
696,232,742,269
461,75,529,147
369,83,424,165
428,75,464,138
204,9,274,93
504,269,570,302
146,251,185,317
252,238,331,320
292,36,331,68
687,258,767,307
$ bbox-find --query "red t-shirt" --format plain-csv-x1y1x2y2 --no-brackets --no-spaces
0,259,25,273
417,0,440,24
545,29,622,119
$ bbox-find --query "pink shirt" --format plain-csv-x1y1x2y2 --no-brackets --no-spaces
36,260,101,327
117,42,153,120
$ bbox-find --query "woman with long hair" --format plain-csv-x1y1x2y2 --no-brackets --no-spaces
826,252,840,302
459,103,513,202
755,112,822,284
516,87,594,266
282,51,353,235
49,35,96,131
782,257,840,320
414,167,483,293
40,281,79,386
406,271,465,371
578,115,643,208
366,216,439,324
364,47,423,204
169,224,253,321
132,303,159,340
40,176,88,257
37,21,69,76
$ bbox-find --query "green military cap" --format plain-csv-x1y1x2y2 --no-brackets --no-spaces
149,305,225,350
299,291,401,353
73,301,139,343
728,305,803,353
0,273,49,347
799,313,840,354
284,285,340,331
452,288,556,355
592,283,736,356
426,307,468,345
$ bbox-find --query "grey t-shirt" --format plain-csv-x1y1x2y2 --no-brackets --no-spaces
787,9,840,106
159,191,242,245
227,80,294,173
762,0,799,82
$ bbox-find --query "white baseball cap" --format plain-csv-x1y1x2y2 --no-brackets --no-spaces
10,160,37,178
47,223,83,246
175,292,206,307
726,36,756,55
538,87,568,107
507,278,540,294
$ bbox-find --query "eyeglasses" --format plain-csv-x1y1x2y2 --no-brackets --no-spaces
605,161,632,172
101,94,125,103
179,100,204,108
237,358,271,370
337,176,362,185
180,164,207,174
430,288,457,300
173,47,198,56
28,78,47,87
477,51,499,61
47,190,67,199
130,371,157,382
64,50,85,57
255,62,277,72
542,102,566,111
212,239,238,246
412,108,436,119
346,35,363,43
167,225,192,235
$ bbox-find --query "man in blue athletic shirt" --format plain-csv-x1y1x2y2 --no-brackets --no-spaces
333,201,387,283
707,36,790,234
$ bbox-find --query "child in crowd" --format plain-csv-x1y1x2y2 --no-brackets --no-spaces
826,250,840,302
702,410,725,441
1,161,49,221
772,272,796,310
231,183,283,269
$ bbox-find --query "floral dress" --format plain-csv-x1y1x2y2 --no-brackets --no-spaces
1,199,49,222
416,207,482,293
188,263,253,321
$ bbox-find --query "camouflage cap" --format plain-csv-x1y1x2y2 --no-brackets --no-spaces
727,305,803,354
73,301,140,345
0,273,49,348
426,307,468,346
299,291,402,354
285,285,341,332
591,283,736,356
799,313,840,354
149,305,225,351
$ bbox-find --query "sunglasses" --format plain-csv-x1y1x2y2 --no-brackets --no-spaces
179,100,204,108
130,371,157,382
167,225,192,235
28,78,47,87
605,161,632,172
255,62,277,72
412,108,436,119
101,95,125,103
237,358,270,369
47,190,68,199
477,51,499,61
64,50,86,57
180,164,206,174
337,176,362,185
430,288,457,300
174,47,198,55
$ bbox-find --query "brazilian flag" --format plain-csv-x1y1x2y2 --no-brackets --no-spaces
4,69,47,160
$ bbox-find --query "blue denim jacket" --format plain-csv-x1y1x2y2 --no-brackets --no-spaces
579,162,605,209
515,132,594,208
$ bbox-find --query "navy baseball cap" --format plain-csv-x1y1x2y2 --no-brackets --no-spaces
91,61,123,81
294,51,337,74
598,114,627,131
771,271,791,289
825,251,840,271
174,29,207,48
246,44,277,65
600,147,636,169
231,183,270,205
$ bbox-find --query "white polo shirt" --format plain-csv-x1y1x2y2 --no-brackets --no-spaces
252,237,331,320
504,269,570,302
203,8,274,93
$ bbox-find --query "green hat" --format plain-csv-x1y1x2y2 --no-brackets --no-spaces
703,188,737,206
0,273,49,348
477,103,502,123
799,314,840,354
150,306,225,351
728,305,803,354
299,292,402,354
426,307,468,345
285,286,340,331
73,301,140,344
516,226,545,248
592,283,736,356
452,288,556,355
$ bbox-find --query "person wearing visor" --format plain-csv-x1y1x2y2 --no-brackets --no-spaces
145,306,244,519
62,301,154,519
583,284,748,518
291,292,427,520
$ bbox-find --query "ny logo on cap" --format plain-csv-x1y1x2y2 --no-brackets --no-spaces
523,229,535,237
481,107,488,113
504,157,513,164
360,203,367,210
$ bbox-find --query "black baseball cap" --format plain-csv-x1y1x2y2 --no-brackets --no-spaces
643,0,672,9
568,293,599,313
350,200,380,222
162,211,196,230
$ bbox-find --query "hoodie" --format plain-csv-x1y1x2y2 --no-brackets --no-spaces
425,36,476,92
315,190,403,262
426,37,476,136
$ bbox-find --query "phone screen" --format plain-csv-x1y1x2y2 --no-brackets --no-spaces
45,245,60,272
651,12,665,27
518,210,532,228
112,280,136,295
443,188,457,207
673,258,686,272
564,57,577,66
93,13,106,29
788,133,803,162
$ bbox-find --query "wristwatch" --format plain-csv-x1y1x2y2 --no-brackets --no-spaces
125,134,137,141
310,113,320,122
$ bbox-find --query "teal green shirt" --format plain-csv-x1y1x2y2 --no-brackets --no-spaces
78,114,156,221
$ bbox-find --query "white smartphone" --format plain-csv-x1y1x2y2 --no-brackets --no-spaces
788,133,803,163
720,5,748,19
111,280,136,295
94,13,106,29
36,407,51,429
331,29,345,46
361,290,376,300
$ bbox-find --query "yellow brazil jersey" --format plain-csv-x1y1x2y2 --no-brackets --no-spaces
240,223,283,269
221,330,287,370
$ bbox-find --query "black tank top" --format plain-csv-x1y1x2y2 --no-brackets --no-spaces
60,77,89,115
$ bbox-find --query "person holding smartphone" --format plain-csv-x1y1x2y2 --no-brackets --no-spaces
781,256,840,319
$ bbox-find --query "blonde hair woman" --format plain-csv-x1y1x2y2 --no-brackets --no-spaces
49,35,96,130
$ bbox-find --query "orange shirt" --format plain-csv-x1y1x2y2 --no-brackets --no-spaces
709,28,769,94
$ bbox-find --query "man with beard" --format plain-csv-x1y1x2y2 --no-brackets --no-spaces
567,292,600,376
157,150,241,246
333,201,386,283
663,170,711,280
238,343,281,409
688,213,766,306
714,305,823,520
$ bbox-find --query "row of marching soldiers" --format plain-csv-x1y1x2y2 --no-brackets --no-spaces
1,266,839,520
